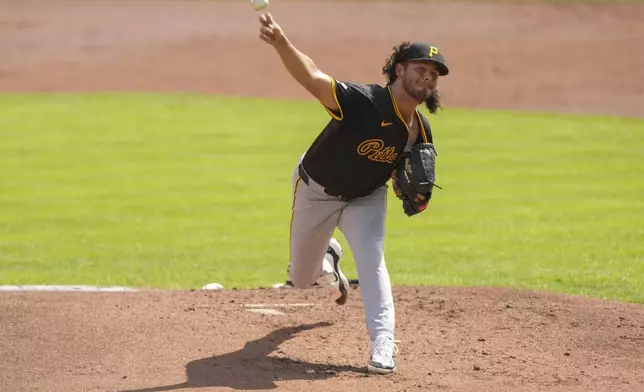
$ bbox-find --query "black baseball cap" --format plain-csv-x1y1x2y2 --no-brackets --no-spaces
402,42,449,76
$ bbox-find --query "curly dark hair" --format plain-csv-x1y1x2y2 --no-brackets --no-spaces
381,41,444,114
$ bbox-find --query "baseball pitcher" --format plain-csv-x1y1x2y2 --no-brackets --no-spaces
258,12,449,375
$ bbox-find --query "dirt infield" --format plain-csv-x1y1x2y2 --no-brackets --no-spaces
3,288,644,392
2,0,644,116
1,1,644,391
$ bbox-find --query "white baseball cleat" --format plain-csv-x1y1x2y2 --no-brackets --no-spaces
367,335,398,374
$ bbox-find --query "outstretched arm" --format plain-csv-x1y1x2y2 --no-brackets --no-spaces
258,13,338,112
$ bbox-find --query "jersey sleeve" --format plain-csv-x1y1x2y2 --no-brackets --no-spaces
323,78,371,121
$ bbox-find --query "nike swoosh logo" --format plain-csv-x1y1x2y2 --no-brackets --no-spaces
381,121,393,127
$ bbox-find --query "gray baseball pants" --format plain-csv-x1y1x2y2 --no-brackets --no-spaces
288,153,395,342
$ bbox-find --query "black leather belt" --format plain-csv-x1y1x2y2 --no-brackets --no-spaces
298,164,351,201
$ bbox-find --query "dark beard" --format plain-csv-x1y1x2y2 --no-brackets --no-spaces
402,77,431,103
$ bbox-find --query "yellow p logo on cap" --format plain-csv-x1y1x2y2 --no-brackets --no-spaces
428,46,439,58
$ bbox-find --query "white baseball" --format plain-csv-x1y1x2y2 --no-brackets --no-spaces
250,0,268,11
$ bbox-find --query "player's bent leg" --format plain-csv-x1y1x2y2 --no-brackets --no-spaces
288,224,335,288
288,159,344,291
283,237,347,298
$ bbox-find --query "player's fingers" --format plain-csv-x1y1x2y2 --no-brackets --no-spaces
259,33,273,44
265,12,274,23
390,175,400,190
260,26,273,36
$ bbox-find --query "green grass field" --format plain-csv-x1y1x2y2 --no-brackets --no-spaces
1,94,642,303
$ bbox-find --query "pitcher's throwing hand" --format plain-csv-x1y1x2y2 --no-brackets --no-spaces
259,13,285,46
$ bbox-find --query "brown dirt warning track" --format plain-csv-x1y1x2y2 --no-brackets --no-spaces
1,1,643,391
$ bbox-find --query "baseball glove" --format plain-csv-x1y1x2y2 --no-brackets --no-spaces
392,143,442,217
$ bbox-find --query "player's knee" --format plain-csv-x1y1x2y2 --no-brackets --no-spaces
289,274,316,289
288,266,319,288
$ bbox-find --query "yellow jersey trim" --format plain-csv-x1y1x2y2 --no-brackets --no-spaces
289,177,303,241
387,85,409,136
416,110,428,144
387,85,428,144
324,78,344,121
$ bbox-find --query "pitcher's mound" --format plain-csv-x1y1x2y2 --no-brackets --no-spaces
2,286,643,392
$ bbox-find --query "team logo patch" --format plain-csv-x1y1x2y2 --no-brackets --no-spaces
428,46,439,58
357,139,398,163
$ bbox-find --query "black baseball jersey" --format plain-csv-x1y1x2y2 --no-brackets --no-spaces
301,78,434,201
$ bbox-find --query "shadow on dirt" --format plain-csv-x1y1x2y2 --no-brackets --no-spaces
121,322,364,391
